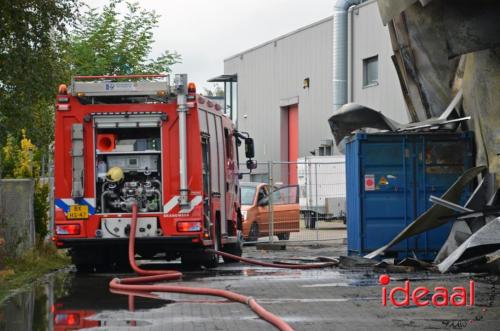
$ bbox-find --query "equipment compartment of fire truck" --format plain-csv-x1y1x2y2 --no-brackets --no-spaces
53,74,256,271
95,126,163,214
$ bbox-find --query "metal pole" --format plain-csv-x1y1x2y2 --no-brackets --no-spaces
268,161,274,244
229,82,233,120
315,163,319,240
48,144,55,238
177,93,189,208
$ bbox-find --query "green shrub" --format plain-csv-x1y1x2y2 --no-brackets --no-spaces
1,130,50,238
0,240,70,302
34,182,50,238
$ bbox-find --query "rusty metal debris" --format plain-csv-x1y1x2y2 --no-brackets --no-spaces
429,195,473,214
374,261,416,273
348,0,500,276
361,167,500,275
433,173,500,272
338,255,377,269
438,217,500,273
328,90,470,146
327,103,400,145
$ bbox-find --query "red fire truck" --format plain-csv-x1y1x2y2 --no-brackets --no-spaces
53,74,256,272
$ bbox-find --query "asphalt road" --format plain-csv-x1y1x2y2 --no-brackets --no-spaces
1,230,499,331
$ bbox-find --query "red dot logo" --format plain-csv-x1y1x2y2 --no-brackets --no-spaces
366,179,374,186
379,274,390,285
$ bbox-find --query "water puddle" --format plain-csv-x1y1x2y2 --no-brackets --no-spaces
0,272,168,331
0,263,383,330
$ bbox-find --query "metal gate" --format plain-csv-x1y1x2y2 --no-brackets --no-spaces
239,157,347,244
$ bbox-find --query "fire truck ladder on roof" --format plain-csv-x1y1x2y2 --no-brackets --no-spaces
71,74,170,97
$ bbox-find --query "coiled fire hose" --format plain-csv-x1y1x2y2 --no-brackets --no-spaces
109,203,336,331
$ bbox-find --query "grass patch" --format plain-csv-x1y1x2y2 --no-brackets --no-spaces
0,240,70,302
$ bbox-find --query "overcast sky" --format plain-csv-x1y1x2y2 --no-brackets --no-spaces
83,0,334,90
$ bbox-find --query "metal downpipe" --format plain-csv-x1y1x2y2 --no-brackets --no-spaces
333,0,362,113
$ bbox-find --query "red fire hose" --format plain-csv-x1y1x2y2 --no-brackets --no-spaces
109,203,335,331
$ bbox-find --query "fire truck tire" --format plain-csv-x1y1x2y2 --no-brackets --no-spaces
71,249,94,273
222,231,243,263
114,253,133,272
202,250,219,269
277,233,290,241
222,244,242,263
180,254,198,268
181,250,219,269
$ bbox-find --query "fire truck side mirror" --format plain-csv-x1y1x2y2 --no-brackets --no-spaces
245,138,255,159
246,159,257,171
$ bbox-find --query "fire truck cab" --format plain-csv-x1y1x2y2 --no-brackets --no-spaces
53,74,256,271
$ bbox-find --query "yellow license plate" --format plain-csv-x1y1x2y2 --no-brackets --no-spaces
67,205,89,220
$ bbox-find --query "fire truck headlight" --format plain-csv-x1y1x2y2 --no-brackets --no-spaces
54,313,80,326
56,224,81,235
177,221,202,232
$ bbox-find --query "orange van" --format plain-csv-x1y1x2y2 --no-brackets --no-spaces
240,182,300,242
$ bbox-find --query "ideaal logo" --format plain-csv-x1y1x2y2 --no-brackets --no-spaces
379,274,475,307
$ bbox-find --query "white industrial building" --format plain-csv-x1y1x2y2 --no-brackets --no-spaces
222,0,408,183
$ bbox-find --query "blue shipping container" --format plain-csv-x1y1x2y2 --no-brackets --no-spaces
346,132,474,260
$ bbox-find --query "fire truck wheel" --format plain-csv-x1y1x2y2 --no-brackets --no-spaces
180,254,199,268
221,237,243,263
277,233,290,241
247,222,259,243
202,250,220,269
71,249,94,273
222,246,242,263
203,254,219,269
181,250,219,269
114,254,133,272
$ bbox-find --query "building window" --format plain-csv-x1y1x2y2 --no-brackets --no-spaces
363,55,378,87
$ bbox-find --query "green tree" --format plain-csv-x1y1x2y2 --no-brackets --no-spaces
0,0,78,150
63,0,181,76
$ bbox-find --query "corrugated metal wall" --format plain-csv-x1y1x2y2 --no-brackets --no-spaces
350,1,409,124
225,0,409,174
225,17,334,170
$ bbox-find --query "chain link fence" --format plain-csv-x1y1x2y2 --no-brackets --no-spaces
239,157,347,245
39,147,55,239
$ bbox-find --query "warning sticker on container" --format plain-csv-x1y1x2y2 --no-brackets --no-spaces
378,176,389,186
364,174,375,191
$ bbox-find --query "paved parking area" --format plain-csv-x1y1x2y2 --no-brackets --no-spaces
87,235,500,330
2,229,499,330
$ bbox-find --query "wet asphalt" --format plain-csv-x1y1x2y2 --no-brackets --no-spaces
1,235,500,331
